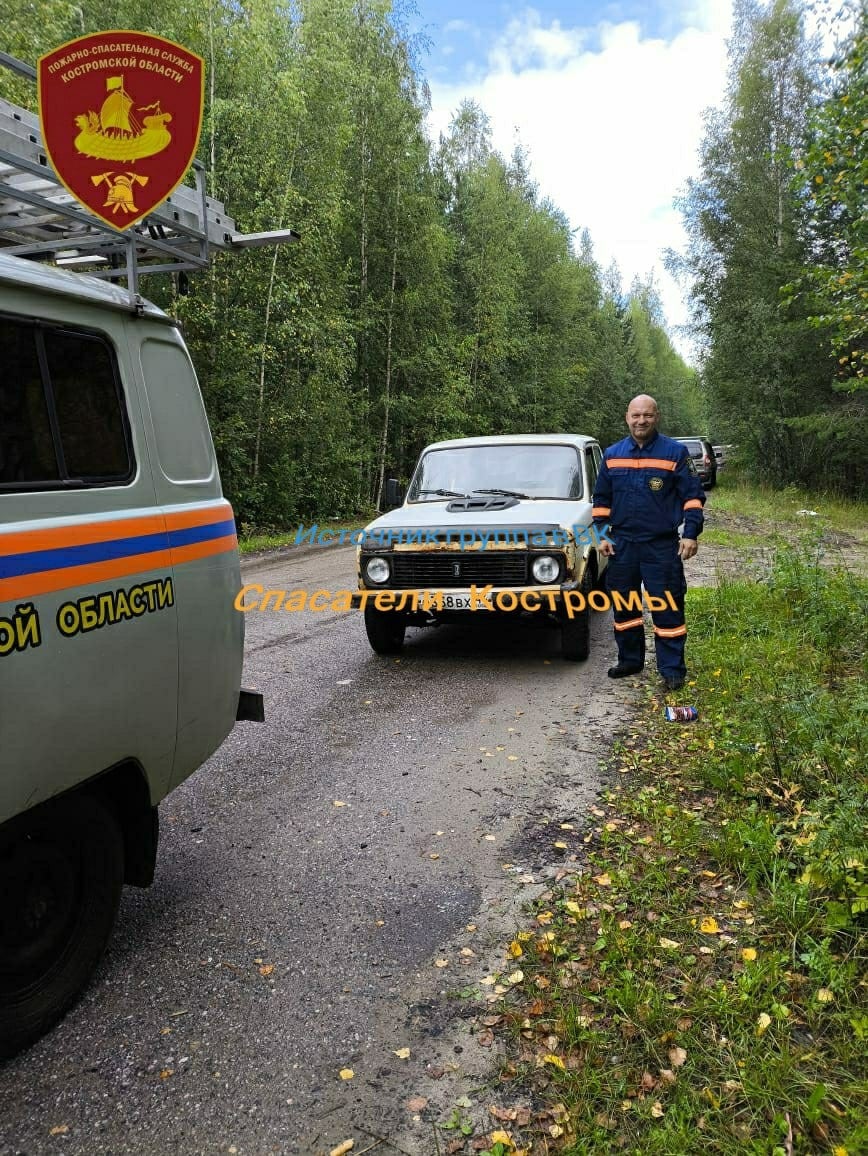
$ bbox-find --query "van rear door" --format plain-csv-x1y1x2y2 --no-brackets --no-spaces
134,328,243,787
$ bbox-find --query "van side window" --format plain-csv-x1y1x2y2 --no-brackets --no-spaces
0,318,59,484
0,316,132,490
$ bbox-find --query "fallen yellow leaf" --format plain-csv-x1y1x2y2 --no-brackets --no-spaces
669,1046,687,1067
553,841,568,850
258,963,274,977
817,988,835,1003
394,1047,410,1059
330,1142,354,1156
536,910,553,924
339,1068,355,1080
659,937,681,949
490,1130,513,1146
541,1053,565,1070
560,823,574,830
651,1101,665,1118
159,1069,173,1079
49,1126,69,1136
756,1013,772,1037
564,901,585,917
429,853,440,860
508,941,523,958
593,873,612,887
700,917,720,934
434,959,449,968
333,800,348,807
506,969,524,985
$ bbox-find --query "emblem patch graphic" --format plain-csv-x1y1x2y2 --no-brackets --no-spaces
38,32,204,230
648,476,664,491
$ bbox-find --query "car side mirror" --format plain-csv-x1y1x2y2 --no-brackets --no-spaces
383,478,405,510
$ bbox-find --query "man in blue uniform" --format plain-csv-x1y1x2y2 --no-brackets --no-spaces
592,394,705,690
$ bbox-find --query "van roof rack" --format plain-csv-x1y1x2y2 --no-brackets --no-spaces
0,51,298,305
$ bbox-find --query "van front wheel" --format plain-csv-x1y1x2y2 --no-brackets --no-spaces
0,794,124,1059
364,605,406,654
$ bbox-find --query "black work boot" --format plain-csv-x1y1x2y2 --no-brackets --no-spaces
661,676,685,691
607,662,643,679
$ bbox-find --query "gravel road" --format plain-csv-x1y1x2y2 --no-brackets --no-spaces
0,541,640,1156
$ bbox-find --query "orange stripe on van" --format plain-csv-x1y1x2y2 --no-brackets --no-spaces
163,503,235,532
0,502,232,557
0,512,168,555
169,535,238,567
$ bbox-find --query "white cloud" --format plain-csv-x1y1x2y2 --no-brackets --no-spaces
427,2,734,361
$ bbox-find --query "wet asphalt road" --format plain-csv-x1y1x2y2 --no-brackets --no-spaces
0,543,635,1156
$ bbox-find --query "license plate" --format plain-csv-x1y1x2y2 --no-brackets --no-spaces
440,592,472,610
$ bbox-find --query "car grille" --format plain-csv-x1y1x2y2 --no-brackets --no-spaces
389,552,530,589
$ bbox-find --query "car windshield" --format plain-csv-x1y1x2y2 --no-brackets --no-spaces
679,439,704,457
407,444,584,502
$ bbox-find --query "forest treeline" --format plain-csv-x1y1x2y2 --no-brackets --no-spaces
674,0,866,496
3,0,865,524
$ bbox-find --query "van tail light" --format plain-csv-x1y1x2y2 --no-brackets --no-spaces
703,454,711,465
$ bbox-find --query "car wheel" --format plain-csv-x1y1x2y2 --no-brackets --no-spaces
0,793,124,1059
561,566,592,662
364,604,406,655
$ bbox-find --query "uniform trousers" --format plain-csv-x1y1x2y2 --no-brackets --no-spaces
604,534,688,680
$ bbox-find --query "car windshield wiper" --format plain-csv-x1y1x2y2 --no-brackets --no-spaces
472,487,530,499
415,488,469,498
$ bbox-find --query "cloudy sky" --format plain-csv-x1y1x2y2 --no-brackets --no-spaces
407,0,736,359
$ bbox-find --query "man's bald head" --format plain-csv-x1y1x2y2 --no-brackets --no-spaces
625,395,659,446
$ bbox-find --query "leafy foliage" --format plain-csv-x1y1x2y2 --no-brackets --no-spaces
2,0,702,527
673,0,867,496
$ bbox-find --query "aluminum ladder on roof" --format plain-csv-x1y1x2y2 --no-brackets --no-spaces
0,50,298,308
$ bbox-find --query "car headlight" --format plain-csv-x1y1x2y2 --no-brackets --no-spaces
532,555,561,584
364,556,391,584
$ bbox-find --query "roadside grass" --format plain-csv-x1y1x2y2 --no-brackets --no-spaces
238,518,371,555
461,543,867,1156
710,471,867,537
697,525,756,550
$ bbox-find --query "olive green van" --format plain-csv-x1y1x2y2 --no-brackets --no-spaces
0,252,260,1056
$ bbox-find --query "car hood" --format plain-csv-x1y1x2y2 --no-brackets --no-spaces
364,498,593,534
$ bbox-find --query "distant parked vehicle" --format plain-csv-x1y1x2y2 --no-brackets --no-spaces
673,437,717,488
713,445,725,469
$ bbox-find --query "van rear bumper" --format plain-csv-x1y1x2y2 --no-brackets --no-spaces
236,689,265,722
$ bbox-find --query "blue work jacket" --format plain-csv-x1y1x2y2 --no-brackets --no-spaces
592,431,706,542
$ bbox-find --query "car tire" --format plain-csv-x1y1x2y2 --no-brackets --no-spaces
0,793,124,1059
561,567,592,662
364,604,406,655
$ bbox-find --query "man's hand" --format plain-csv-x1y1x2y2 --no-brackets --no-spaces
679,537,698,560
599,539,616,557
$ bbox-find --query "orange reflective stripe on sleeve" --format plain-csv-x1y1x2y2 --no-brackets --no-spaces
606,457,678,471
592,506,611,517
654,624,687,638
683,499,703,510
614,617,644,631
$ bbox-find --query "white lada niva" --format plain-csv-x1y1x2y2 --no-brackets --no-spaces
353,434,611,661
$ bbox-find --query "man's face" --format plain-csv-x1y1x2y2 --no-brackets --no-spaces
626,401,659,444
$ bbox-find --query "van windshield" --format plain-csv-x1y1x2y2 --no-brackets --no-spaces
408,444,584,502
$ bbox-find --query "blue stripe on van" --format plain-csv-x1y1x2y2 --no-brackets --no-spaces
0,518,235,580
166,519,236,551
